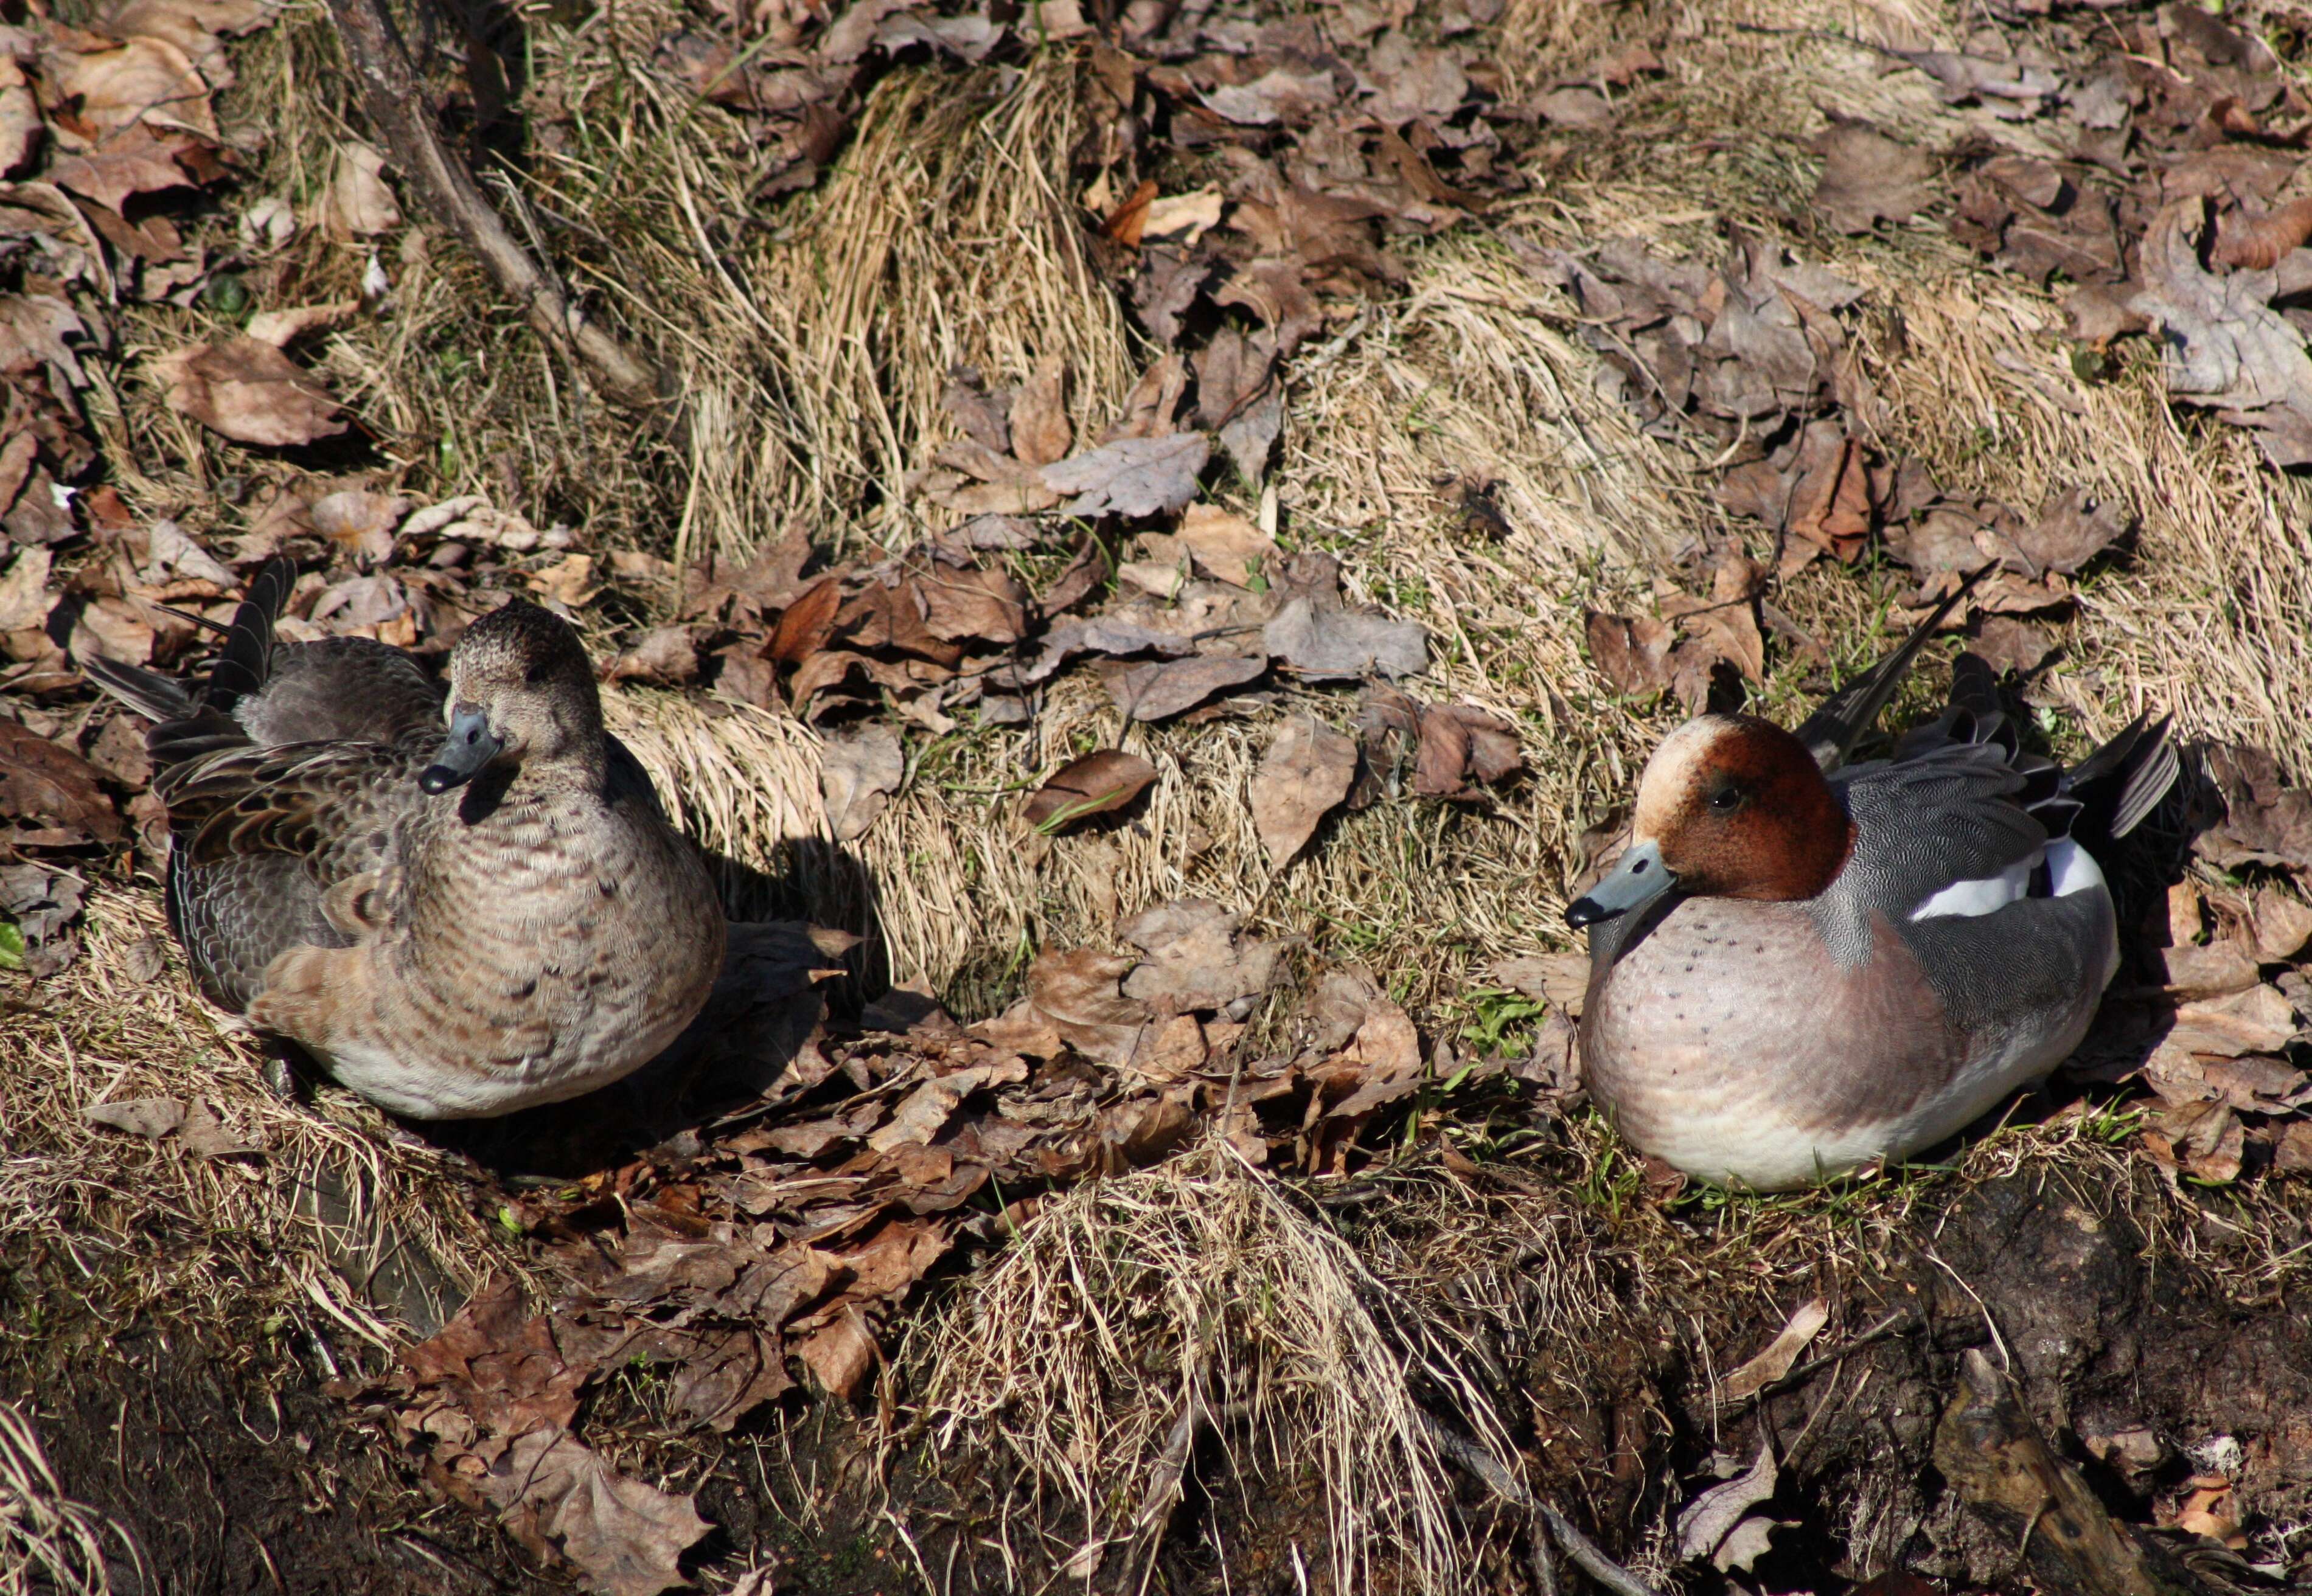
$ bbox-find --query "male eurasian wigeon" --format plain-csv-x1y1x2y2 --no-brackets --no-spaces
85,561,726,1119
1565,591,2177,1190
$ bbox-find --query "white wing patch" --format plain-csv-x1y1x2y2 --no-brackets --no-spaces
1909,838,2108,921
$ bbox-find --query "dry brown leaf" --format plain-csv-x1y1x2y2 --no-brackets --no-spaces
84,1095,186,1137
2213,194,2312,271
1107,652,1266,721
2277,1121,2312,1174
1174,502,1272,586
243,300,358,348
480,1429,711,1596
1101,354,1188,440
154,336,347,447
0,547,57,633
1025,947,1149,1063
308,487,406,567
1140,186,1224,245
1262,595,1427,681
0,720,122,843
605,626,699,685
2013,487,2127,575
1040,432,1209,518
1414,703,1522,799
1324,1001,1424,1119
917,566,1027,644
1812,121,1937,234
526,553,599,609
1250,716,1357,866
2196,743,2312,875
1022,749,1156,831
46,123,189,212
765,575,844,665
1009,361,1071,467
1585,611,1673,697
319,140,400,238
1120,899,1286,1018
819,723,904,843
49,35,217,139
1718,1298,1830,1402
2251,889,2312,961
70,596,155,667
2129,199,2312,469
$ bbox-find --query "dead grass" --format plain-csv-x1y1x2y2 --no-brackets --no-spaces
0,1398,142,1596
21,0,2312,1583
908,1135,1528,1595
0,886,507,1350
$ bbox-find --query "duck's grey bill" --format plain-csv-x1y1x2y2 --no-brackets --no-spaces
419,707,503,794
1564,838,1676,929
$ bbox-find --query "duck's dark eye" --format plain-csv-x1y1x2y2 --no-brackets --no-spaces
1707,784,1743,813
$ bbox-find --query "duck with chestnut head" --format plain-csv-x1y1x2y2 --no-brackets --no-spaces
1566,589,2176,1191
85,564,726,1119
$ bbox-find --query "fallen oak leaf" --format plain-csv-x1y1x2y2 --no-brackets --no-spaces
153,336,347,447
478,1428,711,1596
1584,611,1673,696
1107,652,1266,722
1039,432,1210,518
818,722,904,844
1250,716,1357,866
1022,749,1156,831
0,720,122,843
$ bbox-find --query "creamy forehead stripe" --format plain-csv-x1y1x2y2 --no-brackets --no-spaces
1633,716,1736,836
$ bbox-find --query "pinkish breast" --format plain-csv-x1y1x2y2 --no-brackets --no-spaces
1580,898,1966,1185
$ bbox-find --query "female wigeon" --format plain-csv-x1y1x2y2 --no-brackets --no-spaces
1565,602,2176,1190
85,561,726,1119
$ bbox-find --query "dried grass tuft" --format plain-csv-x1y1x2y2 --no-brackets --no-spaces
909,1135,1527,1595
0,1400,144,1596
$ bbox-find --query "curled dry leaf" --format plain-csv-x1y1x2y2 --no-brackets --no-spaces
1585,610,1673,696
1250,716,1357,865
0,720,122,842
1107,651,1266,721
1676,1441,1779,1566
1022,749,1156,831
1039,432,1210,518
1812,121,1937,234
1262,595,1427,681
154,335,347,447
319,139,400,238
1718,1297,1830,1403
819,722,904,843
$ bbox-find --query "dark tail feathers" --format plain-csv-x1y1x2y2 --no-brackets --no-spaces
1795,566,1990,771
80,555,296,777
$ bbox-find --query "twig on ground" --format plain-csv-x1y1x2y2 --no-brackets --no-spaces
1538,1507,1664,1596
1415,1409,1662,1596
321,0,678,428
